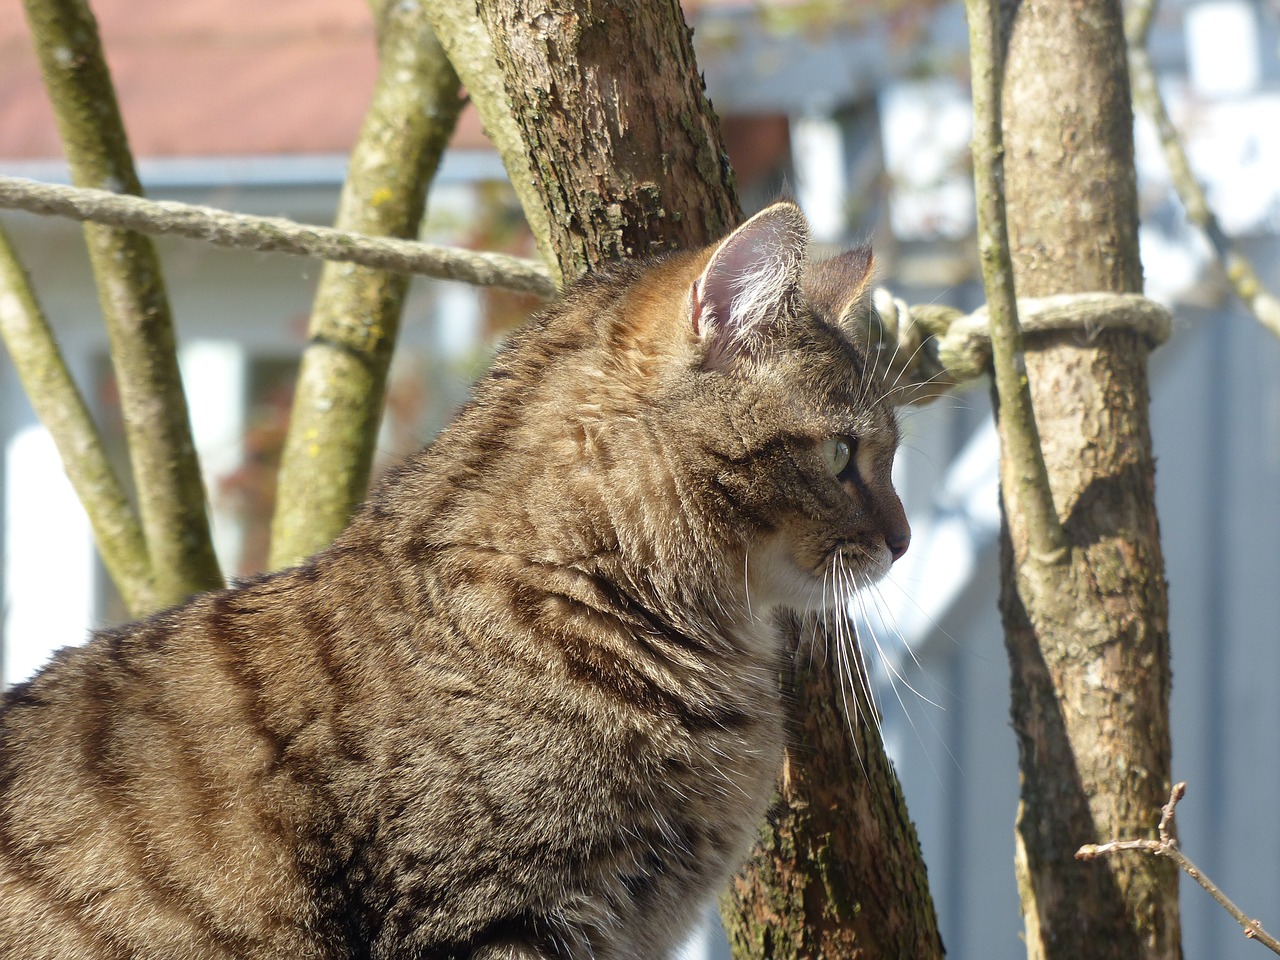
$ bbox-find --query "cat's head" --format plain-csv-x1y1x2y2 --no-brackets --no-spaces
560,202,910,621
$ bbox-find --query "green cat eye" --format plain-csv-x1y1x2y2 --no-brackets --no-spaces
821,436,855,478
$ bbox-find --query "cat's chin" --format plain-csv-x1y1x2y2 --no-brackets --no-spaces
745,539,893,616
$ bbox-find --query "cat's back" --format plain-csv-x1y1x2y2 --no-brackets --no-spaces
0,571,347,960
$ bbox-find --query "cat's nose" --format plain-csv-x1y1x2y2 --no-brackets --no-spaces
886,530,910,563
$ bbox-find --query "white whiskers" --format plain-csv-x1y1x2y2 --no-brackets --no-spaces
789,546,957,786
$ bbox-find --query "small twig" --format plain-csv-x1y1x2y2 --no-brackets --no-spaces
1126,0,1280,340
0,176,557,299
964,0,1069,565
1156,780,1183,841
1077,782,1280,955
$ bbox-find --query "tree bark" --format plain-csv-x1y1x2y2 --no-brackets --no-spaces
723,615,944,959
476,0,741,276
480,2,941,955
997,0,1181,956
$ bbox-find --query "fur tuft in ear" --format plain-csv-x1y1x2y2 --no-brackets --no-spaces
802,245,876,338
691,202,808,371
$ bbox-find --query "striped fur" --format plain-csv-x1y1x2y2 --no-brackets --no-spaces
0,204,908,959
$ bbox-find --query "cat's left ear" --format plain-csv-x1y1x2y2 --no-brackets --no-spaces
802,245,876,338
691,202,808,371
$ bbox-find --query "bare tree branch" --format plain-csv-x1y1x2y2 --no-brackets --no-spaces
1078,783,1280,956
21,0,221,608
964,0,1068,565
0,176,556,298
269,4,465,569
1126,0,1280,339
0,224,157,614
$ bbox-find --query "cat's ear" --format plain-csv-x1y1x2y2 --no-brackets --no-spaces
803,245,876,336
690,202,808,371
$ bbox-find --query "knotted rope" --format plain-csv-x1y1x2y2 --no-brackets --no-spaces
867,288,1172,404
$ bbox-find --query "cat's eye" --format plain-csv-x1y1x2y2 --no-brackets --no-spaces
821,436,856,479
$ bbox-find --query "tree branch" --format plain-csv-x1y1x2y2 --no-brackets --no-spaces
424,2,561,282
0,176,556,298
268,3,465,569
22,0,222,608
0,224,157,614
1078,783,1280,955
964,0,1069,565
1126,0,1280,340
476,0,741,277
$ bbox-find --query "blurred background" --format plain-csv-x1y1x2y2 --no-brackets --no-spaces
2,1,1280,957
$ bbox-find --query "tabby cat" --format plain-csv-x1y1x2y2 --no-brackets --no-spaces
0,202,909,960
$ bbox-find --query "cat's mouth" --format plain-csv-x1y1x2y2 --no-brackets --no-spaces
825,540,893,592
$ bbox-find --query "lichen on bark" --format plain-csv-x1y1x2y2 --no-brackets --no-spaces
268,1,464,569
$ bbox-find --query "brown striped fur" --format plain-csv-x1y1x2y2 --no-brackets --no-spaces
0,203,909,959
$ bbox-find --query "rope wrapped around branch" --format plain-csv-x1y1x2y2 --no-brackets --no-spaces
866,289,1172,404
0,174,1174,404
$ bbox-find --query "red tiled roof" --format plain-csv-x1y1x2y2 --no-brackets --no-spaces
0,0,788,186
0,0,491,161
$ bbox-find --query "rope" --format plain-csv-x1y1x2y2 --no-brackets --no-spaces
1,174,1174,399
0,175,557,298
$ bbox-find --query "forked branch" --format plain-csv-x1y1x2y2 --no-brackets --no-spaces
1077,783,1280,955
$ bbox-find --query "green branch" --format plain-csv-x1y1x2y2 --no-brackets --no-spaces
0,224,157,614
964,0,1068,565
268,0,465,569
22,0,222,608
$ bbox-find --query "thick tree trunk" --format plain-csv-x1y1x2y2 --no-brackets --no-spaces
997,0,1181,956
478,3,941,955
723,615,944,959
476,0,740,276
